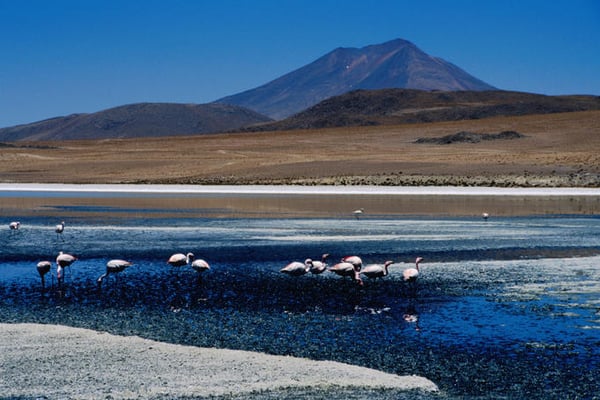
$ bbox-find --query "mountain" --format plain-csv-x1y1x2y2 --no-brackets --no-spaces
216,38,496,119
239,89,600,131
0,103,271,141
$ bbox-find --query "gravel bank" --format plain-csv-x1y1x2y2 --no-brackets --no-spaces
0,323,438,399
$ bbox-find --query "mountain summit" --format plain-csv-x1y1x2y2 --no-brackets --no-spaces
217,38,496,119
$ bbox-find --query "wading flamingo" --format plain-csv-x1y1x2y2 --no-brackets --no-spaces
168,252,195,267
281,261,310,276
403,257,424,295
97,259,133,288
9,221,20,231
352,208,364,220
36,261,51,289
328,262,363,286
360,260,395,280
55,221,65,239
309,253,329,275
341,255,363,272
191,258,210,282
56,251,77,286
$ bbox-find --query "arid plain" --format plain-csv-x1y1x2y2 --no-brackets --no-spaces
1,110,599,186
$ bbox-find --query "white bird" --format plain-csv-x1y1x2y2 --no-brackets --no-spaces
56,251,77,267
97,259,133,288
56,251,77,285
9,221,20,231
36,261,51,289
328,262,364,286
168,252,195,267
402,257,423,282
360,260,394,279
308,253,329,275
280,261,310,276
341,255,363,272
482,212,490,221
55,221,65,239
352,208,364,220
191,258,210,274
403,257,424,296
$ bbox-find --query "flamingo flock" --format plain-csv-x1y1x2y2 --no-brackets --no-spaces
282,254,425,290
8,220,425,296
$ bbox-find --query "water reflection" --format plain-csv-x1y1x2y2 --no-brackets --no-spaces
403,300,421,332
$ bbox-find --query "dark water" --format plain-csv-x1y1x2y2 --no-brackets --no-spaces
1,213,600,399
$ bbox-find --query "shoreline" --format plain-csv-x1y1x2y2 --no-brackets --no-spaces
2,182,600,196
1,183,599,218
0,323,438,399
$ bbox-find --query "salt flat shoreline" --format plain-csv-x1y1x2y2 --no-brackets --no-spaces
1,183,599,217
0,323,438,399
2,183,600,196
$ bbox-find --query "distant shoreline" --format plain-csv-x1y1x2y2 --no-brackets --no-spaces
1,184,599,218
2,183,600,196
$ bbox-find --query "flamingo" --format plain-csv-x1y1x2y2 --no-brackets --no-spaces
482,212,490,221
352,208,364,220
341,255,363,272
56,251,77,285
97,259,133,288
403,257,424,295
308,253,329,275
55,221,65,239
9,221,20,231
36,261,51,289
280,261,310,276
168,252,195,267
360,260,394,280
191,258,210,276
328,262,363,285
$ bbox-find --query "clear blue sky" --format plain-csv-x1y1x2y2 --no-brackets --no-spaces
1,0,598,128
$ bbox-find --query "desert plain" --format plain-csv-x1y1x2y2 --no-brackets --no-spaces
0,110,599,187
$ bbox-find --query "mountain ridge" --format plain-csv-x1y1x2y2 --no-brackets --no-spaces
0,102,271,141
216,38,496,119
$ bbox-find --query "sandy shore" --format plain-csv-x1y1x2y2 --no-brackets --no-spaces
0,323,437,399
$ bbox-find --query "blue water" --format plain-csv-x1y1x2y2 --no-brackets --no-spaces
2,214,600,398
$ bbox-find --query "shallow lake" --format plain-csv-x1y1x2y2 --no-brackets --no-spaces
1,189,599,399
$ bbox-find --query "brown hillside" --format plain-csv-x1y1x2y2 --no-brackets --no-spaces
244,89,600,131
0,110,598,187
0,103,272,141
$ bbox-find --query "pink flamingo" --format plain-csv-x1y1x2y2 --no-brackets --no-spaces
36,261,51,289
360,260,395,280
341,255,363,272
352,208,364,220
191,259,210,274
56,251,77,285
191,258,211,283
403,257,424,295
308,253,329,275
55,221,65,239
168,252,195,267
97,259,133,288
281,261,310,276
328,262,363,286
